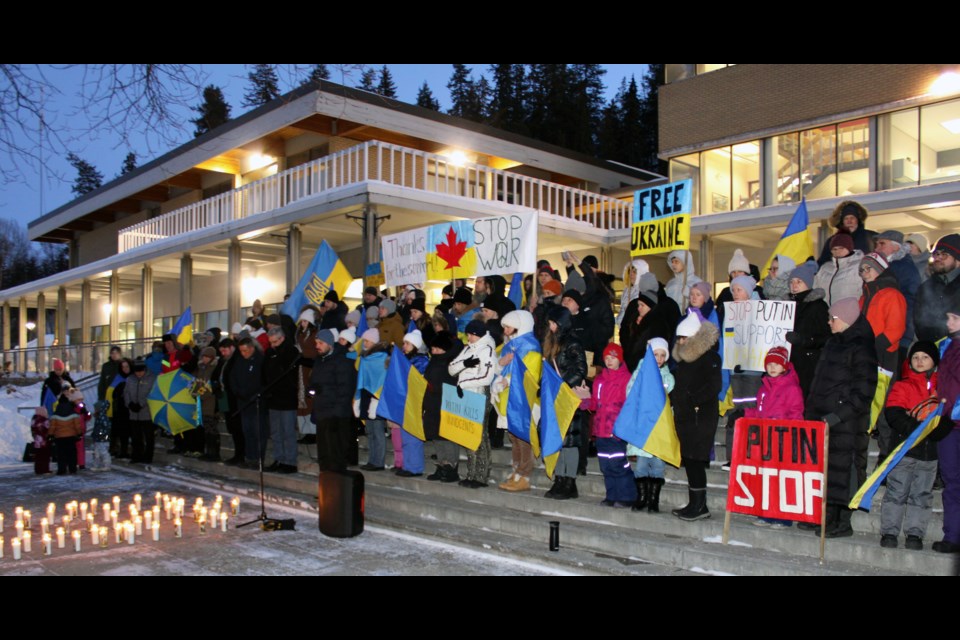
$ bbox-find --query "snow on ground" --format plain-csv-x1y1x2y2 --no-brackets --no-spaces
703,534,752,547
0,383,41,465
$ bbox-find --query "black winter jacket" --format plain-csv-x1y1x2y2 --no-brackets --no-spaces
671,322,722,461
914,269,960,342
786,288,831,398
422,342,463,441
310,343,358,420
262,339,300,411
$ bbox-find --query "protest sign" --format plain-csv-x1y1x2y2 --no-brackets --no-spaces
630,179,692,256
722,300,796,371
439,383,486,450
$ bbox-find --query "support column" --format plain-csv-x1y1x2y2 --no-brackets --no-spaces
1,301,10,353
600,247,614,275
18,297,27,372
109,271,120,343
56,287,67,346
180,254,193,313
286,224,302,294
141,265,154,340
37,293,46,374
81,280,91,371
818,220,832,257
364,204,380,267
227,240,242,327
699,237,715,288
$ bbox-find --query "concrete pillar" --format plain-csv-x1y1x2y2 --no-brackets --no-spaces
18,297,27,372
286,224,302,294
81,280,91,371
818,220,832,257
109,271,120,342
1,301,9,354
141,265,154,340
364,204,380,267
56,287,67,346
180,254,193,312
600,246,614,275
37,293,46,374
227,240,242,327
69,238,80,269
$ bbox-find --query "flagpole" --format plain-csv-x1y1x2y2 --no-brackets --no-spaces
819,421,830,565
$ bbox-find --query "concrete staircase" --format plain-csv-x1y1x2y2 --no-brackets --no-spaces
143,422,957,576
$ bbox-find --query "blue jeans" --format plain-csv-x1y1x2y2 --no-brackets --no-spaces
269,409,298,466
632,454,666,479
400,429,424,474
365,419,386,467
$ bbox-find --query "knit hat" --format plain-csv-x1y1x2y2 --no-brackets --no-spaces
561,289,584,309
482,294,514,319
830,233,855,253
908,340,940,369
132,359,147,373
339,327,357,345
728,249,750,275
345,310,361,327
775,254,797,274
537,265,556,279
582,255,599,270
430,331,457,352
676,313,702,338
365,305,379,318
364,286,379,297
933,233,960,261
905,233,929,252
691,281,712,301
231,322,244,335
648,337,670,356
501,310,534,335
602,343,624,363
453,288,473,305
379,299,397,315
637,291,658,310
861,252,889,274
408,298,426,314
465,319,488,338
324,290,339,303
829,297,861,327
877,230,904,245
52,358,65,372
764,346,790,369
788,260,818,289
201,347,217,359
361,328,380,344
265,314,282,327
730,275,757,295
541,280,563,298
315,329,337,347
403,330,425,352
547,306,572,332
161,333,176,343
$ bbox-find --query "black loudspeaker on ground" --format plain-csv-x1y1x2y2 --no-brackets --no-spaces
318,470,364,538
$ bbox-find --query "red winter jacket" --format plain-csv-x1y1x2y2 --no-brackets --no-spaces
581,365,631,438
887,361,937,411
744,365,805,421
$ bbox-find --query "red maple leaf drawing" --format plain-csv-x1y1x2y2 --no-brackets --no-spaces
435,225,468,269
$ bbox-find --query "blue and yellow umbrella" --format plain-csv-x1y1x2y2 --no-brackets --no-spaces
147,369,199,435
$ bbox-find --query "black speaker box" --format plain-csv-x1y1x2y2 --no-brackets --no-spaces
318,470,364,538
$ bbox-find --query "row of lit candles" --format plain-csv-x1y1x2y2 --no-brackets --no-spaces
1,494,241,561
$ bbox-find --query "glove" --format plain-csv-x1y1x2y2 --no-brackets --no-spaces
822,413,841,428
352,398,361,419
733,364,743,374
784,331,799,345
456,385,465,399
368,398,379,420
129,402,142,413
463,356,481,368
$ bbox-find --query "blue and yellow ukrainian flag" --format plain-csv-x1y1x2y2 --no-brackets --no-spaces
504,349,542,458
281,240,353,318
760,199,815,279
377,346,428,440
171,306,193,346
105,373,125,418
850,402,944,511
613,345,681,467
42,386,57,416
355,348,388,418
508,272,526,310
426,221,477,281
539,363,582,479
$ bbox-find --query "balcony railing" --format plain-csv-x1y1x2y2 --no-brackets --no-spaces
119,141,633,252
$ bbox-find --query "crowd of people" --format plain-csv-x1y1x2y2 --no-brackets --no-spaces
29,200,960,556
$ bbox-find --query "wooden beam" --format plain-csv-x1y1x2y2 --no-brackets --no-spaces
906,210,944,230
131,185,170,202
291,114,334,135
37,230,75,242
100,199,142,214
62,220,96,232
161,172,203,190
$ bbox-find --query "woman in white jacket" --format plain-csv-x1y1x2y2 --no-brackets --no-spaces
813,234,865,306
616,259,650,327
448,319,498,488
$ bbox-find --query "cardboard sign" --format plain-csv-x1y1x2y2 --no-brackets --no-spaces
726,418,826,524
439,383,486,451
630,179,692,257
722,300,796,372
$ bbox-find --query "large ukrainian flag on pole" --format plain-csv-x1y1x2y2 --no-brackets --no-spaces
760,199,815,279
377,345,428,440
281,240,353,318
171,306,193,346
613,345,681,467
539,363,581,479
850,402,944,511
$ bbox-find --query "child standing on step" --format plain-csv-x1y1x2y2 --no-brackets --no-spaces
626,338,674,513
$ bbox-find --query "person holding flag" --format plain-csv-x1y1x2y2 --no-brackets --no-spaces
448,319,498,488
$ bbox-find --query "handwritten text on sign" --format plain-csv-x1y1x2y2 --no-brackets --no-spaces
631,179,692,257
726,418,826,524
439,383,486,450
722,300,796,372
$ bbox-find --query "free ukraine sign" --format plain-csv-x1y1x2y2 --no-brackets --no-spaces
630,179,692,257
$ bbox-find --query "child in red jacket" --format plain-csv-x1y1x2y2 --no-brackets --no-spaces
581,344,636,507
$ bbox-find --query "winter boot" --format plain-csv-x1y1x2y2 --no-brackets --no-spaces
675,488,710,521
544,476,565,499
825,507,854,538
814,504,840,537
647,478,664,513
427,466,444,481
631,478,650,512
499,473,519,491
504,475,530,492
200,432,221,462
440,464,460,484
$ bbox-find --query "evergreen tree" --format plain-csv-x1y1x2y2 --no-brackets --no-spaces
597,85,624,161
66,153,103,196
308,64,331,83
473,76,492,121
618,76,646,168
637,63,667,174
357,68,378,92
242,64,281,108
488,64,526,134
447,64,476,119
415,82,441,111
525,64,571,147
119,152,137,176
377,65,398,98
567,64,606,154
191,85,232,137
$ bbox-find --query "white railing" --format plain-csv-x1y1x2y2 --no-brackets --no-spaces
119,141,633,252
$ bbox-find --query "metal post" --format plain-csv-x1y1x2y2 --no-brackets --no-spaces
364,203,379,267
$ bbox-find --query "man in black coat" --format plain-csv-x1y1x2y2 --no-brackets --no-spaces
914,233,960,342
213,339,245,465
310,329,359,471
230,337,268,468
263,327,301,473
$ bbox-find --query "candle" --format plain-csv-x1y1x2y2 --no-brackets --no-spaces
155,492,162,508
199,518,206,535
0,513,4,533
144,510,152,530
47,503,56,522
62,515,70,531
14,521,23,540
99,527,108,548
42,534,52,556
111,511,118,529
125,523,135,545
152,522,160,541
72,530,81,552
0,535,3,558
11,537,21,560
152,506,160,523
209,509,217,528
114,524,122,544
79,502,88,521
91,526,100,546
231,498,240,517
86,514,94,532
129,505,138,519
22,531,31,553
23,511,31,529
68,501,77,518
40,518,49,537
134,494,142,511
56,527,66,549
135,517,143,537
103,504,111,522
220,512,228,532
14,506,23,524
164,503,172,520
90,498,98,515
112,496,120,511
174,519,182,538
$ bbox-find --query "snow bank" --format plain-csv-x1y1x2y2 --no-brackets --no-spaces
0,384,40,465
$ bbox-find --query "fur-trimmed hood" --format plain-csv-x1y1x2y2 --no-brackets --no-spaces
792,287,826,304
673,321,719,363
829,200,868,229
